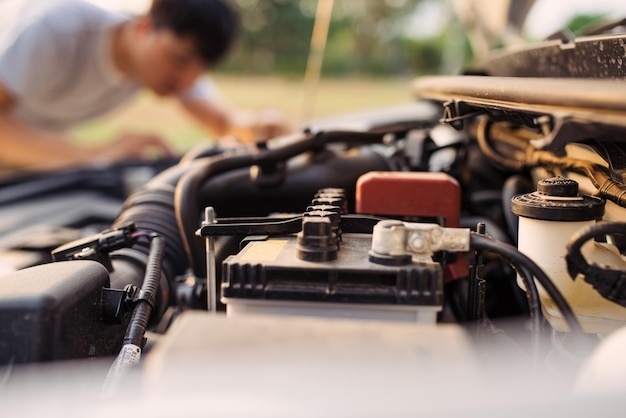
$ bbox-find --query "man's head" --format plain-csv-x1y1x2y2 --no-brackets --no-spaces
126,0,239,96
150,0,238,66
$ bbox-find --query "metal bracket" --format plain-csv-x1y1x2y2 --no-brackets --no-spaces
441,100,485,130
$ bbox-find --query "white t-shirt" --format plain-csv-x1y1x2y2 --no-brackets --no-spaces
0,0,215,132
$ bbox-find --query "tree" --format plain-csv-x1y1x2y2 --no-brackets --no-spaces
223,0,447,76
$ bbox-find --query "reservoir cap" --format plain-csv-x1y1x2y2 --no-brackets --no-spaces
511,177,605,221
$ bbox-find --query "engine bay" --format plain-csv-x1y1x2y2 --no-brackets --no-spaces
3,32,626,417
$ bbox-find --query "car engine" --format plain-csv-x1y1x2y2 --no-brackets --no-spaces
2,31,626,417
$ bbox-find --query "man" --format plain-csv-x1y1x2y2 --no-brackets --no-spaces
0,0,289,170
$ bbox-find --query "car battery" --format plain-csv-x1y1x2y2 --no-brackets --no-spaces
219,213,443,323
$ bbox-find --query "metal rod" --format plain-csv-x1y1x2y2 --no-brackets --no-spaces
204,207,218,313
300,0,334,123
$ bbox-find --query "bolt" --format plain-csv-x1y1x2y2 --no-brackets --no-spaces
410,233,427,252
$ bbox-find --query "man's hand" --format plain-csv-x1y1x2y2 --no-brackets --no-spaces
181,94,293,144
232,108,293,144
98,133,176,163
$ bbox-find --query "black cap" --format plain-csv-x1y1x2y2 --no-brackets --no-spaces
511,177,604,221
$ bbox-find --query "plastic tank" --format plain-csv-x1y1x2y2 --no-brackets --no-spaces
512,177,626,334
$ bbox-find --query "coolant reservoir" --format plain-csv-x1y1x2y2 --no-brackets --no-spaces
512,177,626,334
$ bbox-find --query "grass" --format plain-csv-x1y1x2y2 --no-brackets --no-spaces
70,74,417,154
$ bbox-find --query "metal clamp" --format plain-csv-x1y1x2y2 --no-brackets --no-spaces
370,220,470,258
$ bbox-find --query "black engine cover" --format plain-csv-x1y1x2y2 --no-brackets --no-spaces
0,261,123,364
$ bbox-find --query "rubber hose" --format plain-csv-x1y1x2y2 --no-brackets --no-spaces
176,130,390,277
470,232,583,334
112,188,187,280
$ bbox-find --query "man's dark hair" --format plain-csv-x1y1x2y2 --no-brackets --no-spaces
149,0,239,67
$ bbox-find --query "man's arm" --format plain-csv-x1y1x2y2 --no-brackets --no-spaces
0,82,173,170
179,93,292,144
0,112,98,170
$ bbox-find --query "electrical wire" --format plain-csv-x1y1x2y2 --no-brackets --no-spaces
501,175,534,243
123,234,165,347
474,117,626,207
565,222,626,276
514,265,542,365
565,221,626,308
101,233,165,398
475,118,527,171
469,223,542,363
470,232,583,334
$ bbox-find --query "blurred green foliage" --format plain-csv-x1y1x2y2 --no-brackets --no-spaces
220,0,469,77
